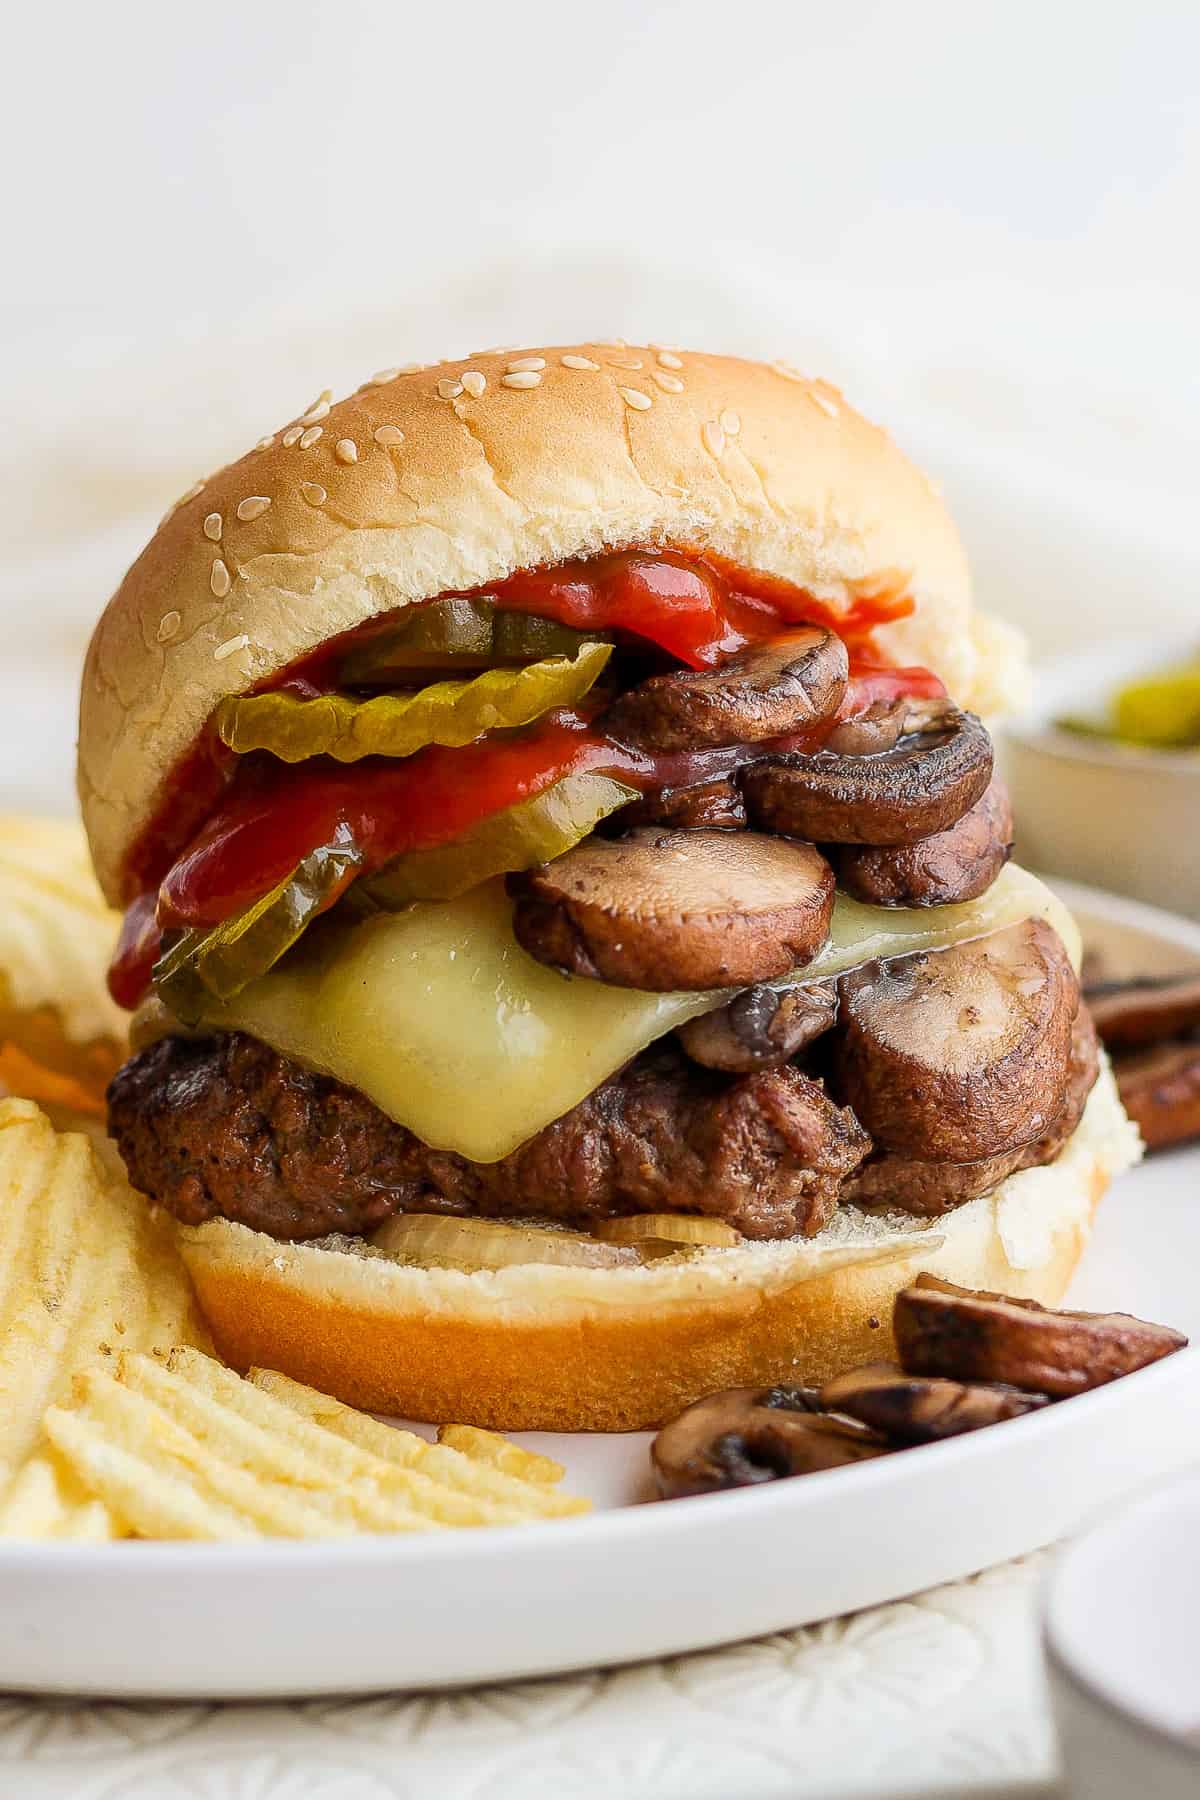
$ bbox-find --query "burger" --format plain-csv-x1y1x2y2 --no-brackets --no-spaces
79,345,1140,1431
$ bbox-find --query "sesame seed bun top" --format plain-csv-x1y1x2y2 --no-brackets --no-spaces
77,344,1025,905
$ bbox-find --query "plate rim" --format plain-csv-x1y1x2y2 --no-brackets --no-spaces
0,1346,1193,1575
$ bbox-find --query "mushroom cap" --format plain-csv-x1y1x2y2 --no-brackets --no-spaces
510,829,836,990
600,625,848,752
833,777,1014,908
76,344,1022,905
832,917,1080,1163
741,706,994,846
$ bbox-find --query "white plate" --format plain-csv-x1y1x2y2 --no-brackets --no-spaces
1,880,1198,1700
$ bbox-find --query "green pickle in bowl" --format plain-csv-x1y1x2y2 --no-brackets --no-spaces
1058,652,1200,750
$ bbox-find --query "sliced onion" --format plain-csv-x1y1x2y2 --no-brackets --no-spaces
592,1214,743,1257
370,1212,634,1270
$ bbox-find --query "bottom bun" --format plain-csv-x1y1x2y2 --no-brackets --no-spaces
175,1060,1141,1432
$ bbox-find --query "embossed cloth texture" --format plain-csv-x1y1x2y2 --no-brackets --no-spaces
0,1557,1056,1799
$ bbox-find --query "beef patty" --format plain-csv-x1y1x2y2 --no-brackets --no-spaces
108,1032,872,1243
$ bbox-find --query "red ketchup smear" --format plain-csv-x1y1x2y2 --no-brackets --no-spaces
108,550,942,1009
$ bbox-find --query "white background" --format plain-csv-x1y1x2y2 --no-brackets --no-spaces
2,0,1198,811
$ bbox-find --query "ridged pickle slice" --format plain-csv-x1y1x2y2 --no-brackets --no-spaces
152,826,363,1021
339,597,607,680
358,769,640,908
215,643,612,764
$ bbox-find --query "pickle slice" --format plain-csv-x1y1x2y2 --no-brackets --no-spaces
215,643,612,764
341,597,608,681
1115,663,1200,748
369,1213,634,1270
357,769,640,908
152,826,362,1022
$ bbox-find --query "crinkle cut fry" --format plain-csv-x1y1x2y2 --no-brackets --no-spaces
0,1453,118,1541
0,1099,205,1539
46,1357,443,1538
40,1350,590,1539
248,1368,587,1517
437,1422,565,1485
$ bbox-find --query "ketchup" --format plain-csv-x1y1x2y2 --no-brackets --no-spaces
110,549,942,1008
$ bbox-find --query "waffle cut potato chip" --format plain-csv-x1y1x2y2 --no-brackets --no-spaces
0,816,128,1118
42,1348,590,1540
0,1099,211,1538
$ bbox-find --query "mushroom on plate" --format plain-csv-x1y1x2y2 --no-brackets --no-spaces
893,1274,1189,1398
651,1385,889,1499
818,1360,1050,1442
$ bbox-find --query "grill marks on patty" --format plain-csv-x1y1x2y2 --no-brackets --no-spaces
108,1032,415,1240
108,939,1097,1243
412,1048,870,1240
108,1034,871,1242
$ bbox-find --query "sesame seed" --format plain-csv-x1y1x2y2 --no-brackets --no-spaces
720,408,741,437
770,360,806,383
501,370,541,389
373,425,405,447
595,338,628,349
334,439,358,464
209,558,232,598
506,357,546,373
809,389,839,418
282,426,304,447
301,393,332,423
460,369,486,397
299,426,323,449
618,387,652,412
607,356,644,371
175,480,206,507
652,370,685,394
398,362,430,373
656,351,683,370
436,377,464,400
702,420,726,457
214,632,249,661
366,367,401,386
301,482,327,505
157,610,181,644
561,354,600,371
256,435,275,450
202,512,222,541
236,496,271,521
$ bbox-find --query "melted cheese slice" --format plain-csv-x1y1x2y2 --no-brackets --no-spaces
204,864,1078,1162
